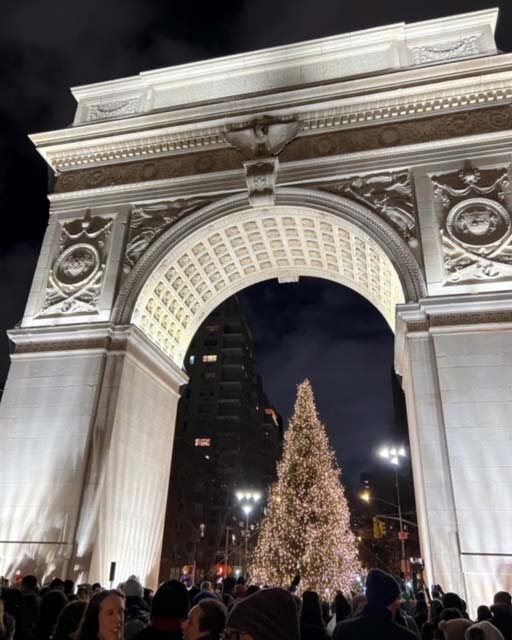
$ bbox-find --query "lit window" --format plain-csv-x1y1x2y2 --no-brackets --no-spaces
206,324,219,333
195,438,211,447
189,355,195,365
202,354,218,363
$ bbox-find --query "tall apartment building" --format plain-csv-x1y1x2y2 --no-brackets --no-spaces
160,295,282,580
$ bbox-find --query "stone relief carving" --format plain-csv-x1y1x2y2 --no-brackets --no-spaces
432,166,512,282
85,97,140,122
320,171,418,248
243,157,279,206
223,117,302,159
411,36,481,65
224,117,301,206
41,212,113,316
124,198,209,274
54,105,512,194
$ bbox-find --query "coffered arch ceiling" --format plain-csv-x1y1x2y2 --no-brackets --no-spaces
129,192,421,368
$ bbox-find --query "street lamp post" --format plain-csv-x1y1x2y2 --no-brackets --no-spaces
378,445,408,575
242,504,253,576
235,489,262,577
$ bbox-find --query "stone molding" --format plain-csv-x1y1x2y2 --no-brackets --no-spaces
8,323,188,391
112,188,426,331
37,80,512,173
52,104,512,194
396,293,512,334
36,78,512,174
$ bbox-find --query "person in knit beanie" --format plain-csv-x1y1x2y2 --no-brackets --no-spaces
121,577,150,640
333,569,415,639
224,587,299,640
465,621,505,640
134,581,189,640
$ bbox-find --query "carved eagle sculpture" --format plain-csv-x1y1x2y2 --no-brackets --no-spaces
223,118,302,159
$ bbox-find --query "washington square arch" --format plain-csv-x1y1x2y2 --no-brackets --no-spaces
1,7,512,613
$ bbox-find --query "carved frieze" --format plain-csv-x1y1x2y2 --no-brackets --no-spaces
320,171,418,248
85,97,140,122
53,105,512,194
40,212,113,316
410,37,481,65
432,166,512,282
124,199,209,274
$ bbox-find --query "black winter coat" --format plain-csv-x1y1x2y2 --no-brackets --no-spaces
333,606,417,640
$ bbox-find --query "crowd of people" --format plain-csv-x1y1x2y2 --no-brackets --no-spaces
1,568,511,640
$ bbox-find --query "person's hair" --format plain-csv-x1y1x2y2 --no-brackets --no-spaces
222,578,236,593
21,575,38,591
50,579,65,592
75,590,125,640
0,600,5,638
77,587,91,602
428,599,443,625
200,581,212,592
494,591,512,606
334,593,351,623
64,580,75,595
477,605,492,622
466,628,485,640
301,591,325,628
197,600,227,640
52,601,87,640
439,607,463,622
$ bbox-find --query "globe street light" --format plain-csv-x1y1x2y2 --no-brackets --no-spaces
377,444,408,575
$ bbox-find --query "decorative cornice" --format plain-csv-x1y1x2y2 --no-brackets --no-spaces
52,104,512,194
39,80,512,172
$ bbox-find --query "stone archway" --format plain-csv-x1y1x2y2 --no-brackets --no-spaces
1,9,512,614
114,189,424,368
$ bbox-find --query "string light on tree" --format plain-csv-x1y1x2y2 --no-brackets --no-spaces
250,379,361,595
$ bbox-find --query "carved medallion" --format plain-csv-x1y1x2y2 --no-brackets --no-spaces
53,244,100,287
446,199,511,248
432,166,512,282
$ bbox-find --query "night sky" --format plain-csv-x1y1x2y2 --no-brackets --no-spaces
1,0,511,494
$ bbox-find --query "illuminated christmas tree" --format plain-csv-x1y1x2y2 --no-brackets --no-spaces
250,379,360,595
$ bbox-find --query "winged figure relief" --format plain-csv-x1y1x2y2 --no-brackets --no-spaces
224,118,302,159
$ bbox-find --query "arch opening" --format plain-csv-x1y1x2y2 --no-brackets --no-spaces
129,196,417,367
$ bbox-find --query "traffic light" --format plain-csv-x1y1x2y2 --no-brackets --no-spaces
373,517,387,539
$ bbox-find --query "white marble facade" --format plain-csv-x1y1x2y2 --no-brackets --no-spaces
0,8,511,610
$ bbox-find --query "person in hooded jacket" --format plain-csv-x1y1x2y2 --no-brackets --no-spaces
333,569,416,640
